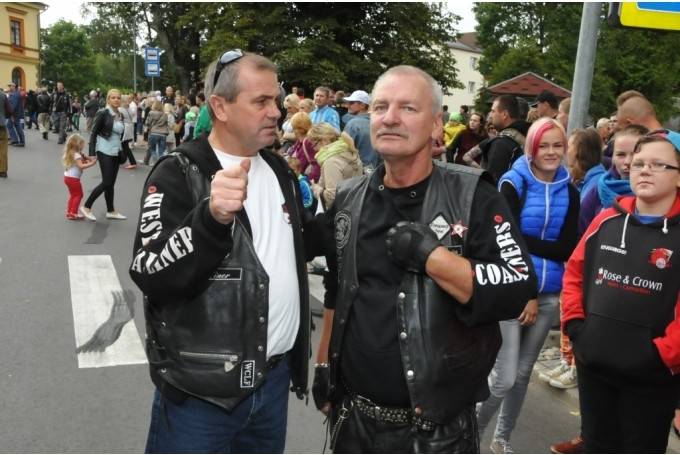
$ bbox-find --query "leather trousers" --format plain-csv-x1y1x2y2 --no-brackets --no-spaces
330,395,480,454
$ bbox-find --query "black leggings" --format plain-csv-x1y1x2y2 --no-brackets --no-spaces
85,152,120,212
122,140,136,165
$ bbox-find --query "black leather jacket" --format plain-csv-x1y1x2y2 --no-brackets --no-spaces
37,93,51,113
130,136,316,411
328,162,536,424
89,108,120,156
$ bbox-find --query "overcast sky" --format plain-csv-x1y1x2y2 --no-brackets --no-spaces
41,1,479,33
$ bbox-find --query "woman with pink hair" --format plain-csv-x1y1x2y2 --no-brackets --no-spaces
476,118,580,453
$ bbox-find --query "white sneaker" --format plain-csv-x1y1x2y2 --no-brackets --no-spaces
490,438,515,454
106,211,127,220
538,360,570,382
549,366,578,389
80,206,96,221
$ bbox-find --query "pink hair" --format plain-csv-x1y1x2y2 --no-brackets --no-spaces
524,117,566,160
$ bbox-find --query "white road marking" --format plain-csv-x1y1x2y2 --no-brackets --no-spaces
68,255,147,368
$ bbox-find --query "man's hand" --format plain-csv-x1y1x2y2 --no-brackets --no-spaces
209,159,250,225
312,364,331,415
385,221,441,273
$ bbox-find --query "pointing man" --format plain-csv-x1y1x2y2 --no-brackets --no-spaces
131,50,317,453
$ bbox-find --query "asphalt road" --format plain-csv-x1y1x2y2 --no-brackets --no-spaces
0,126,673,453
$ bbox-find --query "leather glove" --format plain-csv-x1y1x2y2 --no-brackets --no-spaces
385,221,441,273
312,364,330,411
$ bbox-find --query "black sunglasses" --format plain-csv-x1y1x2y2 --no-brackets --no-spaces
212,49,244,89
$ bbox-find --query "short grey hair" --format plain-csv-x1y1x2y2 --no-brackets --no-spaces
204,52,278,121
371,65,443,115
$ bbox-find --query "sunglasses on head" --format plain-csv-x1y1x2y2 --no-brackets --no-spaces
212,49,244,89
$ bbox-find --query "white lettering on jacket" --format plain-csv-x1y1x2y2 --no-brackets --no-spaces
475,221,530,286
131,227,194,274
140,193,164,246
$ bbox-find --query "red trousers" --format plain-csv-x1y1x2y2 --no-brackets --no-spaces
64,176,83,216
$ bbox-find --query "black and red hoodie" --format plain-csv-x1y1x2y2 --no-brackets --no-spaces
562,193,680,384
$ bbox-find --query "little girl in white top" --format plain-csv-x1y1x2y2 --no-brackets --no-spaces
62,134,96,220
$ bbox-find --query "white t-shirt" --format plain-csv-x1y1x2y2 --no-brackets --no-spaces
64,152,83,178
213,149,300,358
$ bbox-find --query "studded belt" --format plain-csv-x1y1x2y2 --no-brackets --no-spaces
350,393,436,431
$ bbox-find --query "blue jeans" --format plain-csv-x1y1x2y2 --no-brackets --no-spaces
476,293,559,442
147,134,166,162
145,360,290,453
6,118,24,144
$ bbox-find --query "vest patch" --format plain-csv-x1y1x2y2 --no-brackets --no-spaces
335,210,351,250
240,360,255,388
429,214,450,240
208,267,242,281
451,221,468,239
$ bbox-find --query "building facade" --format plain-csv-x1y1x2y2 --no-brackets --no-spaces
0,2,45,90
442,32,485,115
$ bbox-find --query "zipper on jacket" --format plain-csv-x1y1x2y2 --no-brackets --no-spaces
179,351,240,373
541,184,550,240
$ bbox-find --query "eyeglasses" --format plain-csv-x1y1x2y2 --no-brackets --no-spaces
629,161,680,173
212,49,244,89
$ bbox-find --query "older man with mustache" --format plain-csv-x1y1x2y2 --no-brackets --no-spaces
312,65,537,453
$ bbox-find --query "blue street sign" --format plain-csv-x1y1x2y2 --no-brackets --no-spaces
145,62,160,77
145,47,160,62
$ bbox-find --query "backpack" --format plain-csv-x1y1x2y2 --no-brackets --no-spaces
479,131,524,175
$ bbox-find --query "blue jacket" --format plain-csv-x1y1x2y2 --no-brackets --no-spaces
578,164,606,202
344,113,378,167
8,91,24,118
310,105,340,132
499,156,571,293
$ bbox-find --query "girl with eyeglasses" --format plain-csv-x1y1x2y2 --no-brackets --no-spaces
561,130,680,453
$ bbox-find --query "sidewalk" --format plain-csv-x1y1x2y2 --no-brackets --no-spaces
533,331,680,453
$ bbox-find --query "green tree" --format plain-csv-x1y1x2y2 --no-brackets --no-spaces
87,2,462,95
41,20,98,91
473,2,680,120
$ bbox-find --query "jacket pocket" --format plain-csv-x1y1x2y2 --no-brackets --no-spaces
573,314,669,382
170,350,244,398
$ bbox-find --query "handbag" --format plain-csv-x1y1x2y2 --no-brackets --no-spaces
118,148,127,164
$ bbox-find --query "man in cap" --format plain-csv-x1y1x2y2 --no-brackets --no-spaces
534,90,559,119
343,90,378,171
6,82,25,147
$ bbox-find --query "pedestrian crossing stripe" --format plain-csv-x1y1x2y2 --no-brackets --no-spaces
68,255,147,368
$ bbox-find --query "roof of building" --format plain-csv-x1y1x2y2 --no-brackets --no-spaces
486,72,571,98
448,32,482,54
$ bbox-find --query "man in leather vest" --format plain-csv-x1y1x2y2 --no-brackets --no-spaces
312,66,537,453
130,50,320,453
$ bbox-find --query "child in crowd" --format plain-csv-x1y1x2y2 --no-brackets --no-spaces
182,111,197,143
287,156,315,216
62,134,96,220
562,130,680,453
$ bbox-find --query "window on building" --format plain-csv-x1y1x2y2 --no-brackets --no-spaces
468,81,476,94
469,57,478,70
12,68,22,88
10,19,22,46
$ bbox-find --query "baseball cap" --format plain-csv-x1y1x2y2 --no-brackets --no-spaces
531,90,558,108
665,129,680,153
343,90,370,105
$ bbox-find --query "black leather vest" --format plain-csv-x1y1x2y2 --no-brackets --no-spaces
145,152,310,411
329,161,502,424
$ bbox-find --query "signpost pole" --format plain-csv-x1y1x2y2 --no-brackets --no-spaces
567,2,601,135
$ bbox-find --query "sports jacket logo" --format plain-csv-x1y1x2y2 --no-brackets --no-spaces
649,248,673,270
